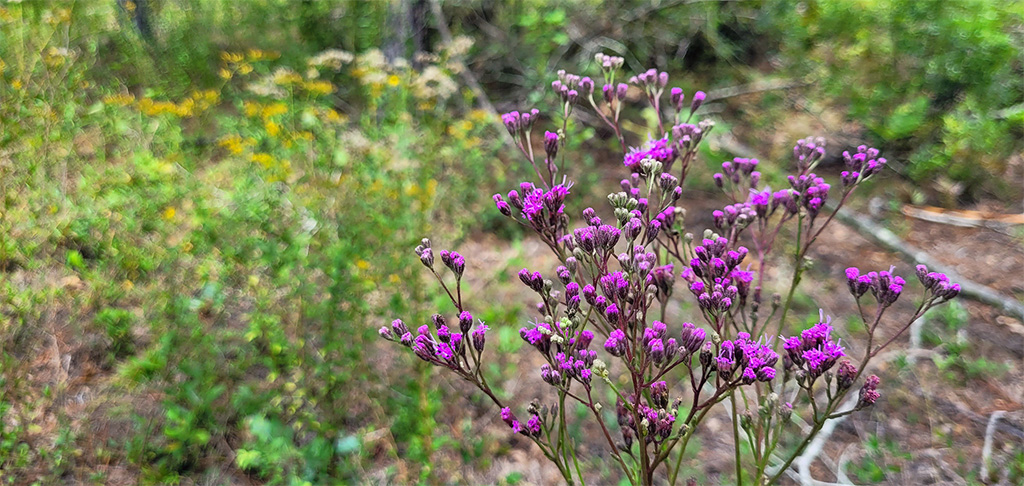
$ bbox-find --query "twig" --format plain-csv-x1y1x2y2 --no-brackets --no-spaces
907,315,925,365
980,410,1007,482
795,391,861,486
835,444,857,485
771,348,938,483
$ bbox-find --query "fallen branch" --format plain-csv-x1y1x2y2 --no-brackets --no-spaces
901,205,1024,229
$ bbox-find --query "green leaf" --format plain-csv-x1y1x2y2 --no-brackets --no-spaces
235,449,263,470
67,250,85,270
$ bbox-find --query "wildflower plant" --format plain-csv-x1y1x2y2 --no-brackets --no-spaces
381,54,962,485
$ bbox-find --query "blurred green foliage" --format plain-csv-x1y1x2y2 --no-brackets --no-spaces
767,0,1023,200
1,1,503,484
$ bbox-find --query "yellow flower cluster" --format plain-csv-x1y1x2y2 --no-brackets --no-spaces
445,118,483,148
303,80,333,96
131,90,219,118
219,49,278,80
217,135,256,155
102,92,136,107
244,100,288,119
249,152,292,182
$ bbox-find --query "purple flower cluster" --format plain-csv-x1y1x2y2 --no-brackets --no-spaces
549,347,598,386
518,268,545,292
492,182,571,234
520,320,562,354
380,313,488,371
501,109,540,137
438,250,465,279
840,145,887,187
845,266,905,306
715,332,778,384
783,314,846,380
793,136,827,171
630,68,669,93
632,321,708,366
712,202,757,232
552,78,581,106
915,264,961,300
616,394,677,447
649,263,676,297
787,174,831,218
670,121,711,152
568,219,621,254
686,238,751,316
501,407,542,438
714,157,761,190
624,137,676,170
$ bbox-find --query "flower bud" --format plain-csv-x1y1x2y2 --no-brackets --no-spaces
605,303,620,323
699,342,713,368
579,76,594,95
472,324,487,351
648,338,666,364
670,87,684,111
690,91,706,113
857,375,881,409
458,311,473,333
544,131,559,159
651,380,669,408
617,83,629,101
418,247,434,268
836,360,857,392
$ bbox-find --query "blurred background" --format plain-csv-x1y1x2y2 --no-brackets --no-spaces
0,1,1021,485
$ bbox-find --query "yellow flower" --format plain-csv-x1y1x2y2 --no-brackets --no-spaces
251,152,274,168
387,74,401,87
219,68,233,80
103,92,136,107
163,207,176,220
124,1,136,13
238,63,253,75
265,121,281,137
243,101,261,118
324,108,344,123
217,135,246,155
220,51,244,63
356,260,371,270
303,80,334,95
11,79,22,90
261,102,287,119
469,109,490,122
